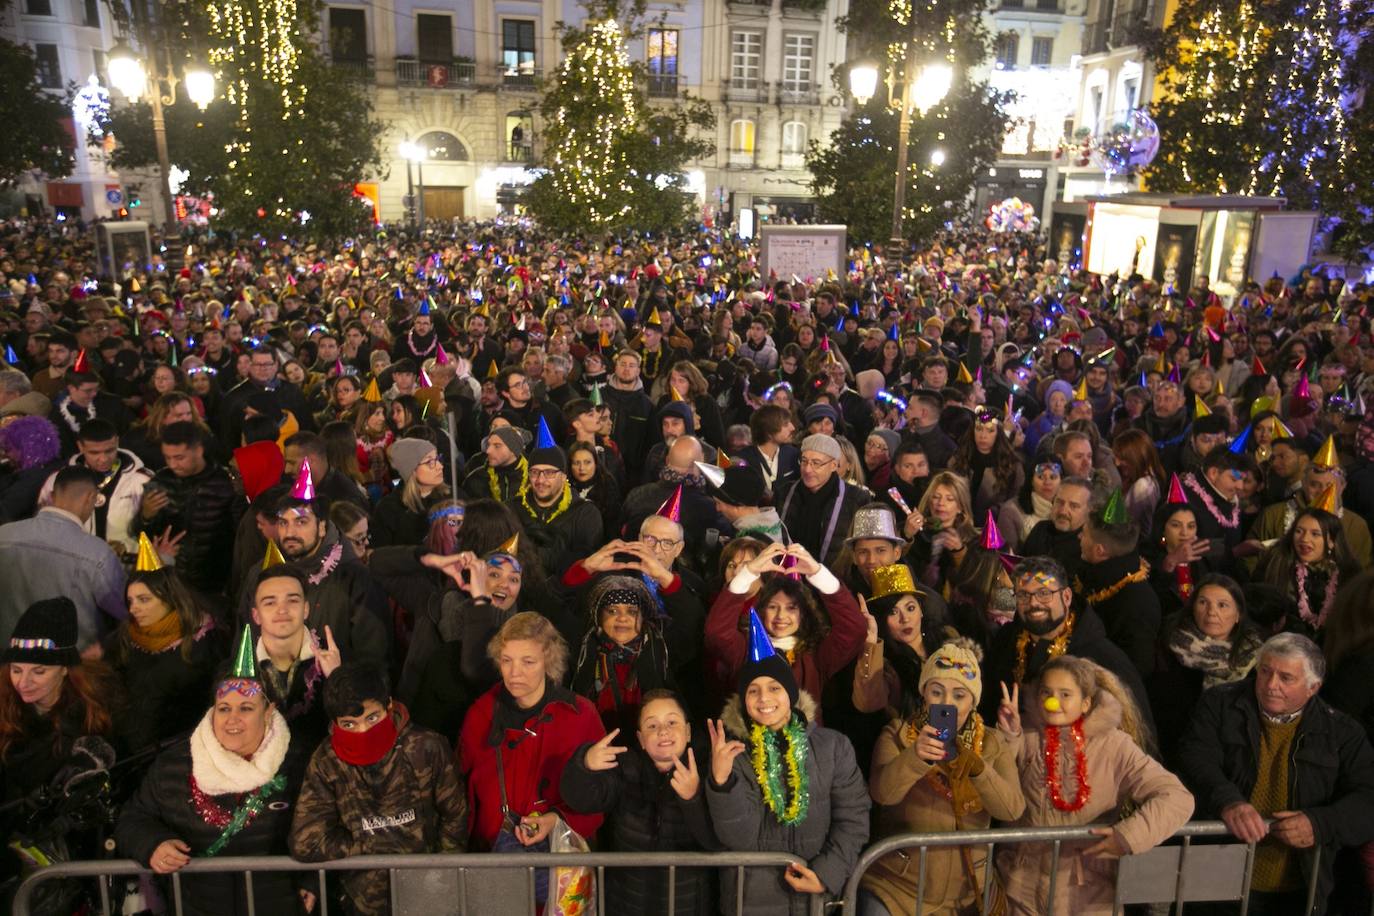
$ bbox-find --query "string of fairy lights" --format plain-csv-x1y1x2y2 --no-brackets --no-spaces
205,0,308,218
547,18,640,227
881,0,956,220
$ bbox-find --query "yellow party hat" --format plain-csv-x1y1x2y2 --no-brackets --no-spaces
1313,435,1338,470
134,532,162,571
262,541,286,570
361,377,382,402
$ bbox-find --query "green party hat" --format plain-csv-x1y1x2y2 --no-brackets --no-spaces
1101,487,1129,525
230,624,257,679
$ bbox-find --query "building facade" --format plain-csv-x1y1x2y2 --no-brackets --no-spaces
342,0,852,224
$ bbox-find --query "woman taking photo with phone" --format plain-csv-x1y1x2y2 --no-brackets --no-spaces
861,638,1025,915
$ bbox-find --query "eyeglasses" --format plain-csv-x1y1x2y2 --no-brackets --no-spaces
1013,586,1065,607
507,378,530,390
529,467,564,480
418,455,442,468
641,534,681,550
799,457,836,470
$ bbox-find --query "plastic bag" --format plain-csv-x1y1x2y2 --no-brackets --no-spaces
546,817,595,916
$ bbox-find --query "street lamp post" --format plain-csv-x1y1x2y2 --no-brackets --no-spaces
399,141,426,230
108,20,215,234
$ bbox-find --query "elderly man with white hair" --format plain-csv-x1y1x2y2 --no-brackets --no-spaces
1178,632,1374,915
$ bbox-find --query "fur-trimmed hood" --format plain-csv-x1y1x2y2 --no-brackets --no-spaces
718,689,819,740
1022,681,1124,737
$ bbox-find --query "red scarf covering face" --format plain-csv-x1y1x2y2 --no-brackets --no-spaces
331,703,406,765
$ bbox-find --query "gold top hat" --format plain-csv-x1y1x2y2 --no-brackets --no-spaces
870,563,918,602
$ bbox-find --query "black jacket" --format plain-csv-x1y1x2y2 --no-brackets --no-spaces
370,490,431,548
776,476,873,569
1021,519,1086,584
601,385,654,480
1076,552,1160,679
218,377,314,446
114,733,307,916
514,494,604,578
560,740,722,916
1178,680,1374,913
104,624,230,752
138,462,245,596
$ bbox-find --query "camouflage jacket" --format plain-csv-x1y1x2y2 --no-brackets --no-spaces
288,706,468,915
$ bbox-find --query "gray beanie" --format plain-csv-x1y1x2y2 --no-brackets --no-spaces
868,429,902,457
800,433,842,463
484,425,527,458
389,437,436,481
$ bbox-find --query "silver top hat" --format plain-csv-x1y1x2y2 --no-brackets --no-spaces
845,504,906,546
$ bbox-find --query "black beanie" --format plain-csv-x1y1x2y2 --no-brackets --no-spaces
527,445,567,472
737,653,799,717
3,597,81,666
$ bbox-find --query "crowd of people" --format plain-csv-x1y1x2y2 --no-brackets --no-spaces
0,215,1372,915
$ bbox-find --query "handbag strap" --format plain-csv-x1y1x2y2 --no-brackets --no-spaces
495,742,512,819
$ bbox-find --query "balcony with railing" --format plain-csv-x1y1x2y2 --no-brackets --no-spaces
1083,1,1149,54
996,0,1064,10
779,84,820,105
329,55,375,79
728,149,755,167
500,67,542,90
780,0,827,16
725,80,769,103
647,73,680,98
396,58,476,88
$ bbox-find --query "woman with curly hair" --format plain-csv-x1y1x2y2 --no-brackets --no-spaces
852,563,957,716
949,409,1024,517
705,542,867,725
0,415,63,522
660,361,726,449
1255,507,1359,638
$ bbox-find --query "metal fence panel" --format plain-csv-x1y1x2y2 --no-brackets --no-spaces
1114,844,1253,904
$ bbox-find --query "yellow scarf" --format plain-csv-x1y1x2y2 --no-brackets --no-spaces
127,612,184,653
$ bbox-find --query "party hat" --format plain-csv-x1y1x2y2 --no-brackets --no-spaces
1249,395,1276,417
997,551,1022,577
535,416,556,450
1251,356,1267,376
334,359,346,377
1294,373,1311,401
1271,417,1293,440
1073,376,1088,402
289,457,316,501
72,349,90,374
598,330,611,349
1154,351,1167,374
670,385,686,402
1194,398,1211,418
1149,322,1165,338
819,335,830,353
979,510,1005,550
746,607,777,663
716,448,733,470
1228,425,1252,454
888,322,899,341
1313,434,1338,470
694,461,726,489
229,624,257,679
955,362,974,384
486,361,499,379
1101,487,1129,525
588,384,604,408
655,484,683,523
781,552,801,581
134,532,162,572
434,344,449,366
1313,484,1338,513
362,377,382,402
417,298,430,316
494,533,520,556
262,541,286,570
4,344,18,365
128,277,141,294
1167,363,1181,384
646,306,663,327
1166,473,1188,504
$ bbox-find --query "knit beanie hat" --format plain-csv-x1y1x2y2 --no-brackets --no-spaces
918,637,984,707
799,433,841,464
527,444,567,472
388,437,436,481
868,429,901,458
485,425,527,459
588,575,655,623
736,608,800,713
3,597,81,666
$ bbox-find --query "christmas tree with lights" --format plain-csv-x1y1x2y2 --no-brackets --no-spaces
1147,0,1374,256
525,1,714,234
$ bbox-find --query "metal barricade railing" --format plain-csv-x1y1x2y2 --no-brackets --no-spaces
841,821,1326,916
14,850,814,916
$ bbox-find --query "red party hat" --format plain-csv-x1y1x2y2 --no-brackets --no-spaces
979,510,1005,551
1166,473,1188,505
655,484,683,523
289,456,316,501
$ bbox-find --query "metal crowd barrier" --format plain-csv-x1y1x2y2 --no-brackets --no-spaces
12,850,815,916
840,821,1325,916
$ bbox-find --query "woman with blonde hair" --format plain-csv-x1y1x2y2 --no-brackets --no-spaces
996,655,1194,915
370,437,450,547
458,612,605,883
909,471,979,594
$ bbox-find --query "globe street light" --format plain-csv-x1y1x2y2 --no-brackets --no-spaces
848,63,879,107
890,61,954,256
184,69,216,111
108,43,146,101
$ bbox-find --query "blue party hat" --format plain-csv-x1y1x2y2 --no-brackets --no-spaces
4,344,17,365
1149,322,1165,338
1228,424,1252,454
888,322,899,341
746,607,777,663
535,416,556,450
417,297,430,316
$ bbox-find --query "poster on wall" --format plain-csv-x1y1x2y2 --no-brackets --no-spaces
759,225,847,284
1152,224,1197,292
1048,211,1086,269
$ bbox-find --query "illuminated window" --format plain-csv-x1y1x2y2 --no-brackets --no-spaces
730,119,756,153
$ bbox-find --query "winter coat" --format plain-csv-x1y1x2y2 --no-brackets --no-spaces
560,739,722,916
1178,679,1374,913
706,691,870,914
103,619,229,752
775,476,873,569
0,457,62,523
740,443,800,492
621,478,724,552
706,569,866,724
864,717,1024,915
369,489,431,548
978,606,1153,733
289,707,468,915
513,494,604,578
457,681,606,849
996,493,1051,555
236,524,390,667
738,334,780,372
1324,646,1374,742
1075,553,1160,679
601,384,655,479
114,710,306,916
138,462,245,596
461,458,527,503
38,449,153,552
0,701,112,807
407,593,516,743
997,691,1194,916
1020,518,1086,584
219,377,314,446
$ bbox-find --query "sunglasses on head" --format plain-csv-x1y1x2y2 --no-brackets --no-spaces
934,657,978,680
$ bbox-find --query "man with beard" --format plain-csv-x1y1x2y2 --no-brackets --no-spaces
634,307,685,395
237,485,389,666
462,424,529,502
603,350,654,482
978,555,1151,728
512,442,603,577
396,304,440,363
1132,374,1191,473
1179,447,1247,558
1021,475,1094,583
490,367,567,445
877,441,931,532
464,311,504,381
38,418,151,555
30,329,76,400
